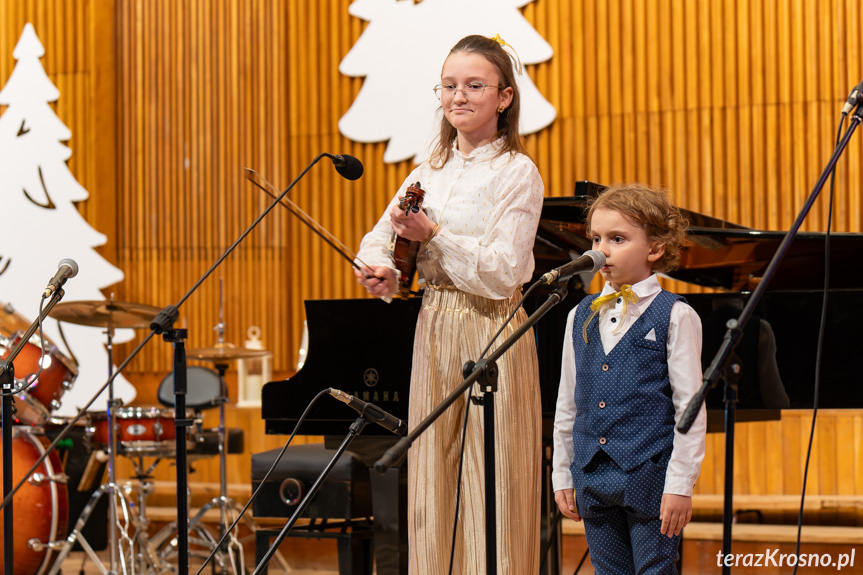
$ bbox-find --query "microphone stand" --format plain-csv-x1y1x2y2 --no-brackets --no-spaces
0,153,345,575
374,279,574,575
145,152,342,574
676,104,863,575
0,287,67,574
251,411,380,575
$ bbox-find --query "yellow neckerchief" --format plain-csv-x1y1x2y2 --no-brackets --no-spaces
581,285,640,343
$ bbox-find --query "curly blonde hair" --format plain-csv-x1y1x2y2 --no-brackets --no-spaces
585,183,689,273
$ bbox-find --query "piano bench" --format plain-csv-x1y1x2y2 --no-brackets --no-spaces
251,443,375,574
251,443,373,520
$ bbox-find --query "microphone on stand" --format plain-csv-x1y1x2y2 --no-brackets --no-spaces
328,388,407,436
42,258,79,298
841,78,863,115
324,153,364,181
539,250,606,285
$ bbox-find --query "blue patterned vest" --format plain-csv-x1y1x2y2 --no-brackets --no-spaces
570,290,682,472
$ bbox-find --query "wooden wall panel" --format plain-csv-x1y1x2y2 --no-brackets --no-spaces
2,0,862,498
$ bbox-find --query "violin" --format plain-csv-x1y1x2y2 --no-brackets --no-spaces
388,181,426,298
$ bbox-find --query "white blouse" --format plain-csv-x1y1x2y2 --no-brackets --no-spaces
356,140,545,300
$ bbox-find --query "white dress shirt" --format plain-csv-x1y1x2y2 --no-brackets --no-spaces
551,274,707,496
355,140,544,300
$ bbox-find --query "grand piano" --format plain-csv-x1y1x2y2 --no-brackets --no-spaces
261,181,863,573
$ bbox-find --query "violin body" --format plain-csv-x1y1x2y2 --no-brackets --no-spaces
388,182,425,298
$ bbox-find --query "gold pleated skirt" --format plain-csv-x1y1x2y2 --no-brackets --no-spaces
407,286,541,574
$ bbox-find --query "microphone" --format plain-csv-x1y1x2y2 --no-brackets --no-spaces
42,258,79,298
539,250,606,285
841,78,863,115
326,154,364,181
328,388,407,436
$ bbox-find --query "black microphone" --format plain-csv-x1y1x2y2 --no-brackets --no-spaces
326,154,364,181
328,388,407,436
42,258,79,298
539,250,606,285
841,78,863,115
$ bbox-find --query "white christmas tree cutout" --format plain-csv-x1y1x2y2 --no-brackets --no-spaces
0,23,136,417
339,0,556,164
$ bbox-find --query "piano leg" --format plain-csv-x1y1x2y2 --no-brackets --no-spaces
369,464,408,575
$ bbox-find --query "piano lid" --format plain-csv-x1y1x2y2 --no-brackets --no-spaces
535,181,863,292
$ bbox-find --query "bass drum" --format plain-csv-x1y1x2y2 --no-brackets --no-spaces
0,426,68,575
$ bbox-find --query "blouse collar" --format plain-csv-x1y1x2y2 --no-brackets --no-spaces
453,138,505,163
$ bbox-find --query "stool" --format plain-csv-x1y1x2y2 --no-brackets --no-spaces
251,443,375,574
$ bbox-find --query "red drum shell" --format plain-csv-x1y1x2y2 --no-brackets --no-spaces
1,332,78,425
89,407,190,456
0,426,68,575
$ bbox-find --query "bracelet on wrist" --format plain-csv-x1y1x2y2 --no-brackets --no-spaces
422,223,440,247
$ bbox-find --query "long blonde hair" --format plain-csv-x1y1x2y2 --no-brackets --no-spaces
428,35,527,169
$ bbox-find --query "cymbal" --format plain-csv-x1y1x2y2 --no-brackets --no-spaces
50,301,162,329
187,344,271,361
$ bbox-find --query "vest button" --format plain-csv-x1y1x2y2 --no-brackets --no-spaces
599,437,607,445
610,317,617,323
601,364,610,372
599,401,606,409
617,297,622,304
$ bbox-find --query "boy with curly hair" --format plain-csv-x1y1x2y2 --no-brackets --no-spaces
552,183,707,574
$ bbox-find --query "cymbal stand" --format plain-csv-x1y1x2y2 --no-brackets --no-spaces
47,308,162,575
152,364,251,575
155,286,269,575
200,282,247,574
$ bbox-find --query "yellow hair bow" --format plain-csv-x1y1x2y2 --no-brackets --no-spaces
581,285,640,343
489,34,523,75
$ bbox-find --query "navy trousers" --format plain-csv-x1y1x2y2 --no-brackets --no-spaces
573,451,681,575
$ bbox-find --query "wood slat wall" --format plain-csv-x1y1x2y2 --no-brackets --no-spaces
2,0,862,499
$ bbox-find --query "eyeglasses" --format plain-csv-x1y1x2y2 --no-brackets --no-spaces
433,82,505,102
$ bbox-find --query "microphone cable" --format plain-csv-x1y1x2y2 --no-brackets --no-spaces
790,100,842,575
194,387,330,575
0,290,51,398
446,272,576,574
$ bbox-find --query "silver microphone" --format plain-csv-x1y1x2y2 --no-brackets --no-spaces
539,250,606,285
43,258,79,298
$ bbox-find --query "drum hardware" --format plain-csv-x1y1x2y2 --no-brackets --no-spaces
0,329,79,426
44,296,164,575
28,470,68,486
0,426,69,575
153,285,253,575
0,287,68,575
26,538,65,553
155,286,285,575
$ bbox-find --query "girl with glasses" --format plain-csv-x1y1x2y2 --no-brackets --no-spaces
355,34,543,574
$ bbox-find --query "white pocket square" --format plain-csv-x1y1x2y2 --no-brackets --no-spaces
644,328,657,341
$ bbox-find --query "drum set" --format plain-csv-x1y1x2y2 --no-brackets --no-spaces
0,299,272,575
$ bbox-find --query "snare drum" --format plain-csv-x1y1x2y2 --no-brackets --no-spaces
89,407,192,456
0,426,68,575
0,301,31,337
1,331,78,425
